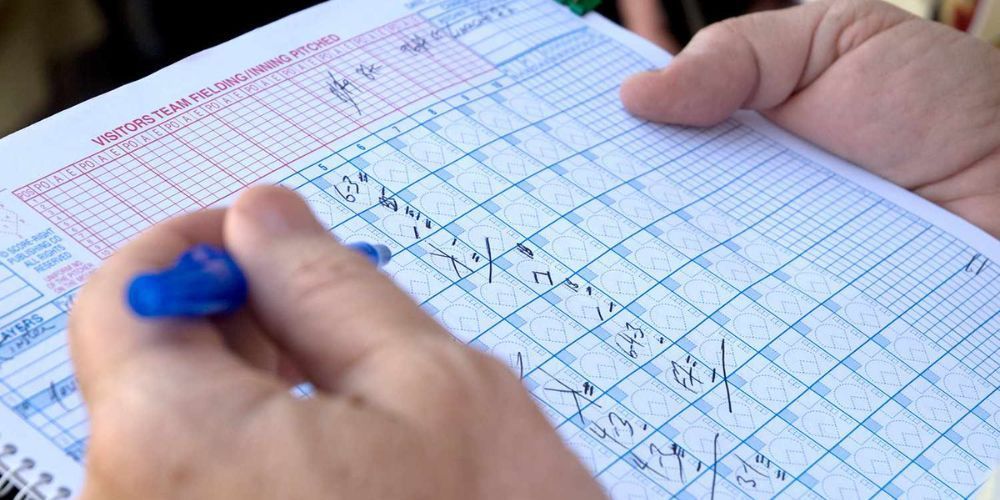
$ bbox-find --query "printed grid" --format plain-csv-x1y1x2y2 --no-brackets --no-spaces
13,14,495,258
0,1,998,499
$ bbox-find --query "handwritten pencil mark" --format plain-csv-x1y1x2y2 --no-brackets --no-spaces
711,432,719,500
722,338,733,413
326,71,361,116
965,253,988,275
485,237,494,284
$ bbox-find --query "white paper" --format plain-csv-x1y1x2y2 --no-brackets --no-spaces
0,0,998,498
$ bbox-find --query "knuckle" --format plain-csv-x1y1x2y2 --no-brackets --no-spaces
404,339,488,399
822,0,910,54
67,266,112,341
283,249,373,308
692,17,738,45
429,340,521,401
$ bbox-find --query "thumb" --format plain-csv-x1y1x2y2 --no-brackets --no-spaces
619,0,838,125
224,186,446,393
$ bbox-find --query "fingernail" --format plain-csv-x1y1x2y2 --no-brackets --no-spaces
235,186,323,237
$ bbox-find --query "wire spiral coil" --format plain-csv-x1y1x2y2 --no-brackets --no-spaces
0,443,70,500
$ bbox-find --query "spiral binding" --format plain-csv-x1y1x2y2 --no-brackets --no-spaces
0,443,70,500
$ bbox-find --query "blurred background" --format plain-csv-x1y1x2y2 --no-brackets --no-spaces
0,0,997,139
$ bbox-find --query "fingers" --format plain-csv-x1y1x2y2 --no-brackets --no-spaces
69,210,275,409
619,0,840,125
224,186,446,392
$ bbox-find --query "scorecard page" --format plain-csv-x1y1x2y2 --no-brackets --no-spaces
0,0,999,498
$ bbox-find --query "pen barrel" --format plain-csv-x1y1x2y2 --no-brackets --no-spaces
127,246,248,317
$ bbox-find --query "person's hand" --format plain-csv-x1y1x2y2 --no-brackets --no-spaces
621,0,1000,237
69,186,605,500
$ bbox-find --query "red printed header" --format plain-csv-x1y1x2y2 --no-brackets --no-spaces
89,34,342,148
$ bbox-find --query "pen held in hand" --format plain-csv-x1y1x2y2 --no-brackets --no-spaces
127,241,392,318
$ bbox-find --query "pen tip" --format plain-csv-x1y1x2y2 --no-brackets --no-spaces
373,243,392,265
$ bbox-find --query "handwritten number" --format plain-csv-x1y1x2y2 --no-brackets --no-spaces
965,254,988,275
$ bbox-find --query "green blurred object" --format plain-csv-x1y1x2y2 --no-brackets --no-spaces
557,0,602,15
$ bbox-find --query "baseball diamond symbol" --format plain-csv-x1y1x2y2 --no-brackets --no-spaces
620,198,656,222
410,141,446,164
552,236,589,263
771,436,809,466
530,316,570,342
596,153,640,178
445,124,491,147
825,475,862,498
718,401,756,430
766,292,804,317
667,228,705,253
580,352,619,381
733,313,772,342
812,323,853,353
885,419,925,450
478,109,515,132
835,383,874,412
393,269,432,298
802,410,841,440
795,271,833,295
647,304,690,333
427,193,458,217
968,431,1000,462
456,172,493,196
745,243,781,267
938,457,975,486
442,304,482,334
588,215,624,240
854,446,893,476
783,347,821,377
915,395,952,425
602,270,639,296
631,388,672,419
648,182,687,206
751,374,789,404
942,373,981,401
636,247,676,274
491,341,530,373
572,169,610,190
865,360,903,387
373,159,414,183
716,260,753,284
893,337,930,364
844,302,882,331
694,215,733,240
525,139,559,162
481,282,519,309
507,98,547,120
683,279,722,306
538,184,574,209
504,203,541,228
492,153,528,177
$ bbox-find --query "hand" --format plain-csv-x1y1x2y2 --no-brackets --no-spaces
69,186,605,499
621,0,1000,237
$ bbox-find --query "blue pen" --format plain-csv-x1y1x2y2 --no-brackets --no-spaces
127,242,392,318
